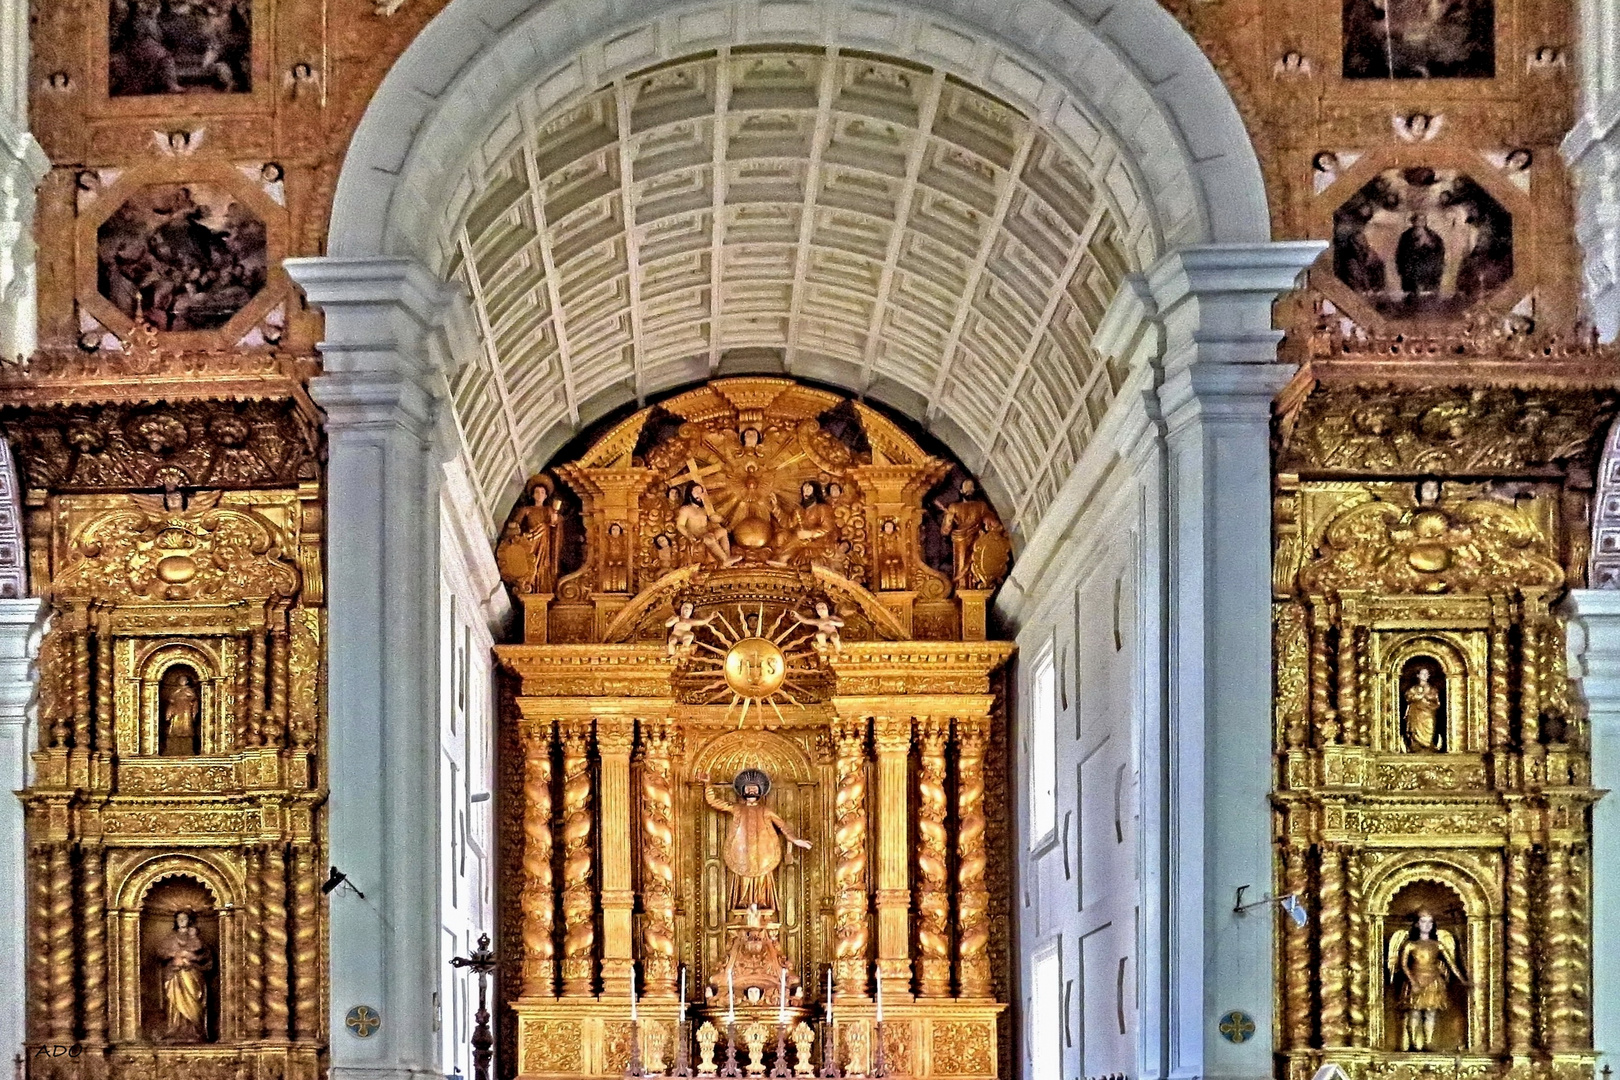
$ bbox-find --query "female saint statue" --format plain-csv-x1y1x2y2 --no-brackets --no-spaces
155,910,213,1042
695,768,809,912
1403,666,1443,751
161,671,200,756
1387,910,1465,1051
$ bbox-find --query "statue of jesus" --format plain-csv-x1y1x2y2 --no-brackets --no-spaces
695,767,809,913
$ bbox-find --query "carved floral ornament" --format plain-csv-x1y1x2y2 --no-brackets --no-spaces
1298,484,1562,596
51,493,300,602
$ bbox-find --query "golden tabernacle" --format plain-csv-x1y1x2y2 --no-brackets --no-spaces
494,379,1013,1078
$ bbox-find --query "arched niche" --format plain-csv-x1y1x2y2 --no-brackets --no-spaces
1364,855,1498,1053
686,728,819,990
133,641,231,756
112,855,241,1044
1377,633,1484,754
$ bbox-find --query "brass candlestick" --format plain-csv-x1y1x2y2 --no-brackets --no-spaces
624,1018,645,1078
671,1019,693,1077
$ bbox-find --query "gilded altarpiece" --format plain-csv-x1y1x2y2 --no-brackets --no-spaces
1272,334,1613,1080
3,338,326,1080
493,380,1013,1078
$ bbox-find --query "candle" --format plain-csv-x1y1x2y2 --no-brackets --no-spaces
826,968,834,1027
680,965,688,1024
876,969,883,1022
727,965,735,1025
631,965,638,1023
778,968,787,1027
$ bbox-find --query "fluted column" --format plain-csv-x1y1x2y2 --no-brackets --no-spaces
522,720,557,998
639,719,677,997
291,842,320,1041
559,717,596,996
598,715,635,996
81,845,107,1044
954,715,991,1000
832,716,870,998
872,715,911,993
913,717,950,997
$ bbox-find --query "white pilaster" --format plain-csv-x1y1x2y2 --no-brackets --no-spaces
1563,0,1620,340
1562,589,1620,1071
285,256,462,1080
0,597,47,1065
1149,242,1324,1080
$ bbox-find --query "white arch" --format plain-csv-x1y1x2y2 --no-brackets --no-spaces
331,0,1269,263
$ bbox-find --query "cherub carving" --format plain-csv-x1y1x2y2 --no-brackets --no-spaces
665,601,716,657
792,601,844,654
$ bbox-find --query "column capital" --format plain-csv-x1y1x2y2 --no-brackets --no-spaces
1563,589,1620,713
1147,242,1326,423
285,256,467,439
0,597,48,724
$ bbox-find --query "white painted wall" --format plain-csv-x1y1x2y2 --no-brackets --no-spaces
437,459,508,1078
0,598,46,1066
1001,243,1324,1080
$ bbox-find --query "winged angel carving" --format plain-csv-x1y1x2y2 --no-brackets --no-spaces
1387,910,1467,1051
1300,486,1562,596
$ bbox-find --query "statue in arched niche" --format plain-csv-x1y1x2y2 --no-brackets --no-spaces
1387,909,1466,1051
695,767,809,913
1401,658,1446,752
155,909,214,1042
161,666,201,756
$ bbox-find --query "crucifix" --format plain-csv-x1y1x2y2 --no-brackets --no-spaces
450,933,497,1080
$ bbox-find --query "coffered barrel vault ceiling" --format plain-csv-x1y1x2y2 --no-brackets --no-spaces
443,47,1159,536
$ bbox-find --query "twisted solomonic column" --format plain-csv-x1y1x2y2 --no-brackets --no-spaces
833,716,870,997
914,717,950,997
639,719,678,995
522,720,557,997
1505,841,1534,1054
82,845,108,1044
1282,841,1312,1049
560,718,597,996
263,843,291,1038
291,842,321,1040
1318,843,1349,1047
1543,841,1577,1050
955,716,992,1000
48,843,76,1043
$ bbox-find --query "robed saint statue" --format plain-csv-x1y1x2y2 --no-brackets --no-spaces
696,767,809,912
